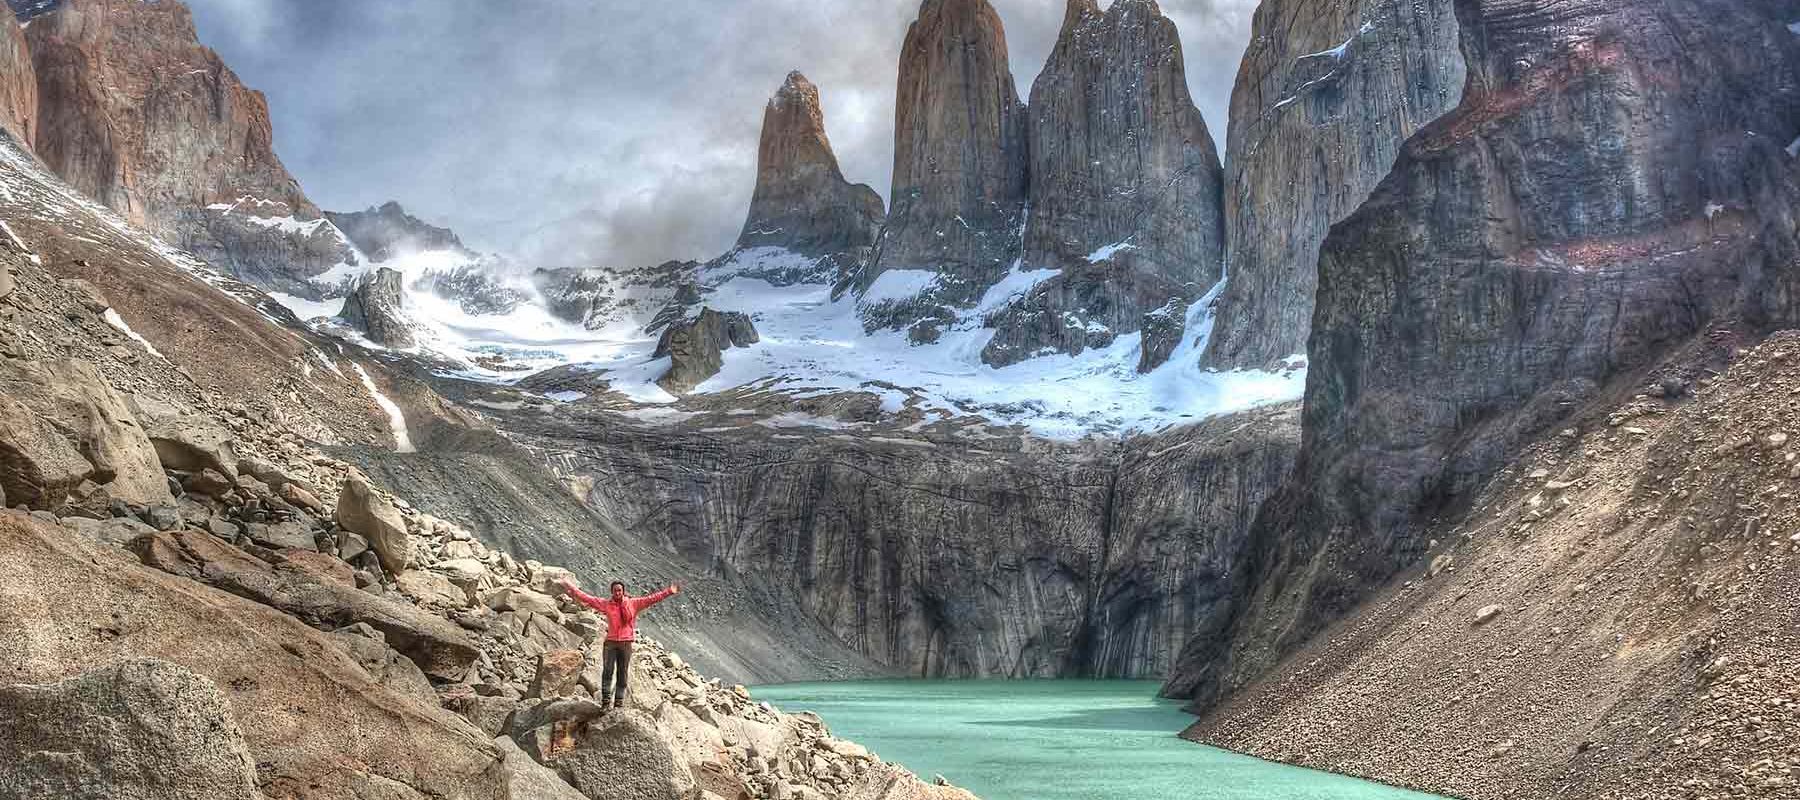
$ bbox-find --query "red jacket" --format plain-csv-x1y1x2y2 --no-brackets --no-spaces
567,585,677,642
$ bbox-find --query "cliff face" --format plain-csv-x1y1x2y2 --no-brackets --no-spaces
984,0,1223,369
734,72,883,273
1200,0,1465,369
511,402,1298,680
864,0,1029,341
0,13,32,147
1171,0,1800,712
23,0,353,296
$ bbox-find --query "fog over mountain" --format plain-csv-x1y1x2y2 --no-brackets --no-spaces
184,0,1257,268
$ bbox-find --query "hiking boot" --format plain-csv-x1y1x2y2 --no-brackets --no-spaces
612,696,625,710
598,695,612,712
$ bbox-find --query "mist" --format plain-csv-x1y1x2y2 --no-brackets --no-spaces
186,0,1259,270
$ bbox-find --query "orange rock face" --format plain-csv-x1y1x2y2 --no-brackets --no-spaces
736,71,883,261
0,14,33,147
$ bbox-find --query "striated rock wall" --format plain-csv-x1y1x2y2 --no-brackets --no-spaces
735,72,884,267
985,0,1223,369
512,402,1299,680
1200,0,1465,369
0,12,32,147
1171,0,1800,713
23,0,353,295
865,0,1028,340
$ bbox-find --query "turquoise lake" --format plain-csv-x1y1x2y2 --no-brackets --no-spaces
751,680,1444,800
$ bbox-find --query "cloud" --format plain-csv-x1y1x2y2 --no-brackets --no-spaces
185,0,1257,269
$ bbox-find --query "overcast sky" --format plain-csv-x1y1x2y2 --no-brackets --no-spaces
185,0,1259,269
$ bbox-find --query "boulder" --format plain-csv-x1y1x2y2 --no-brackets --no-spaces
335,475,411,573
551,710,695,800
339,267,415,349
60,515,155,549
398,568,467,608
132,396,240,480
0,513,507,797
244,520,317,552
529,649,586,699
128,527,480,680
653,308,759,394
278,481,324,513
329,623,439,707
0,394,93,510
0,360,169,506
485,586,560,615
443,689,521,738
494,735,588,800
0,658,261,800
279,549,355,588
846,764,981,800
181,468,234,497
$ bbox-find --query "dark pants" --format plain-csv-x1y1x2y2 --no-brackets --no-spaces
600,640,633,701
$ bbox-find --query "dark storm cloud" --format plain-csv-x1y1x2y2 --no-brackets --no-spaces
186,0,1257,269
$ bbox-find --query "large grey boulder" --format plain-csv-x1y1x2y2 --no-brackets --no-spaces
0,393,92,510
130,527,479,680
653,307,759,394
329,622,439,707
494,735,587,800
0,658,261,800
132,394,240,481
550,711,695,800
338,267,414,349
0,359,170,506
335,474,412,573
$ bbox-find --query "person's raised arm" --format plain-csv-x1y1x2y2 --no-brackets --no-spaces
631,583,679,612
556,579,608,613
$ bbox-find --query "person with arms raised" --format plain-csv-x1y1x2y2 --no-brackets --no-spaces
557,578,680,709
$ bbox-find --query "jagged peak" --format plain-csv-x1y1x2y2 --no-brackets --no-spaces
770,70,818,111
1062,0,1102,29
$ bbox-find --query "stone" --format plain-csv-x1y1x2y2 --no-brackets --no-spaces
438,557,489,585
552,710,695,800
338,267,415,349
0,658,261,800
245,520,317,552
0,359,170,506
0,514,505,796
1200,0,1465,368
485,585,561,615
529,649,587,699
278,481,324,513
338,531,370,561
398,568,468,608
733,72,884,273
986,0,1225,367
494,734,587,800
182,467,234,497
0,393,94,510
862,0,1029,336
128,527,480,680
328,622,438,707
442,690,521,738
335,475,412,574
280,549,355,588
23,0,353,294
528,564,578,596
653,307,760,394
1473,605,1504,626
60,515,155,548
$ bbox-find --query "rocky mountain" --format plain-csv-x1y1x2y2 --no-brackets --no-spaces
729,72,884,287
0,13,32,147
1199,0,1465,369
327,200,473,262
984,0,1224,370
339,267,415,349
19,0,356,297
863,0,1030,342
1169,0,1800,772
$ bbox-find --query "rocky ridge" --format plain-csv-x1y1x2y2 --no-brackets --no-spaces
1189,332,1800,800
1170,0,1800,739
985,0,1223,370
18,0,358,297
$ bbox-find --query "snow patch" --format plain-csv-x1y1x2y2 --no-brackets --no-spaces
353,363,415,453
1086,241,1138,263
545,390,588,403
859,269,940,307
103,308,166,359
1705,202,1726,219
0,220,40,265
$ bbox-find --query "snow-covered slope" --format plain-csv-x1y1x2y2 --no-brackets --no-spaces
265,240,1304,439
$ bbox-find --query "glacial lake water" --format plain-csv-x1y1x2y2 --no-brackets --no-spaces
752,680,1444,800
